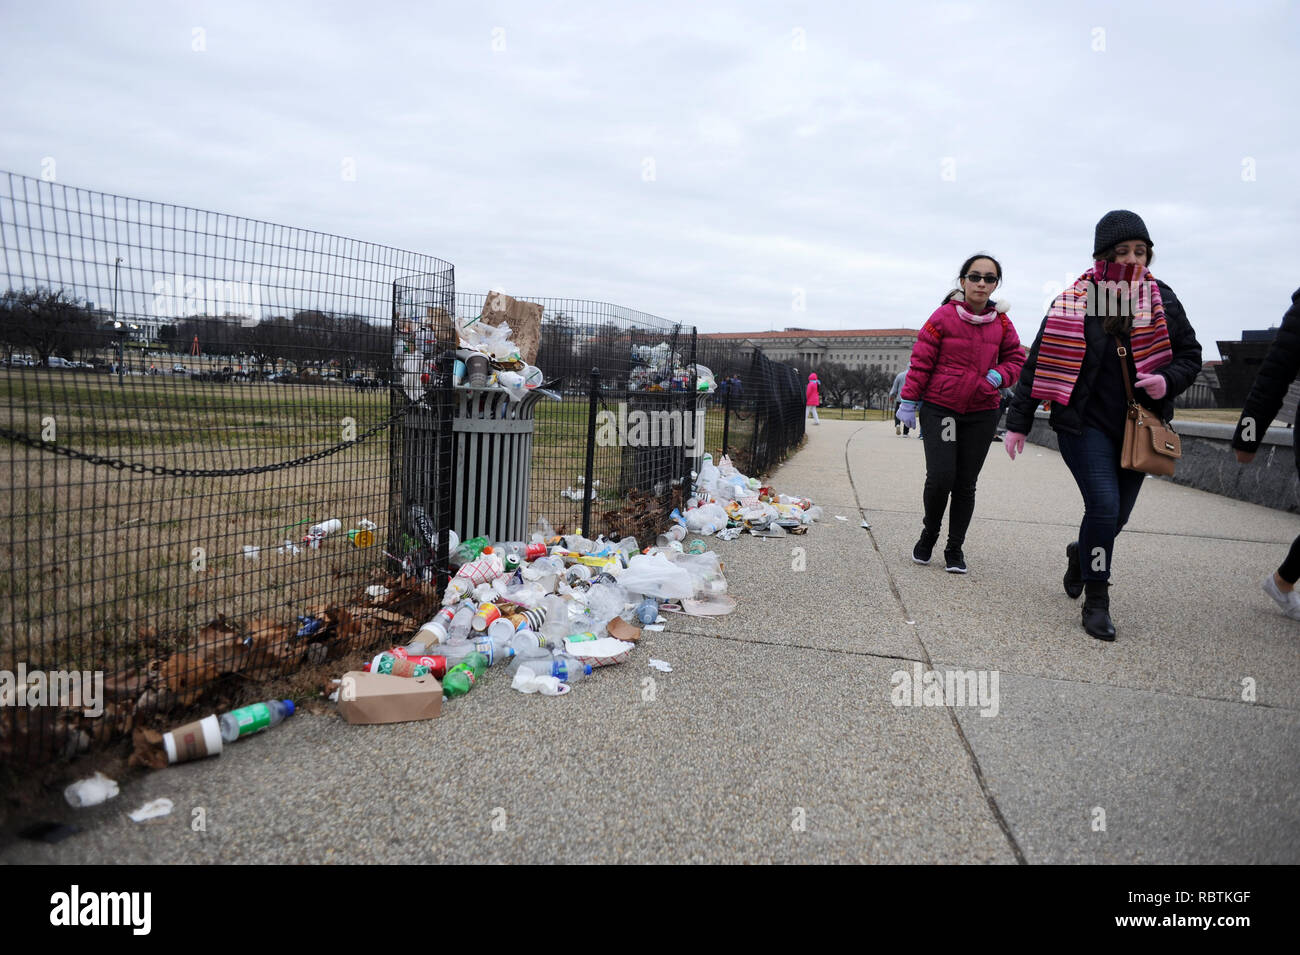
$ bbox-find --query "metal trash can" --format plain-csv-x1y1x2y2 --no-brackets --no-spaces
452,385,554,543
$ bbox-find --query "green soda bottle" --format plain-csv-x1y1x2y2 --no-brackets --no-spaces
455,536,491,562
442,651,488,699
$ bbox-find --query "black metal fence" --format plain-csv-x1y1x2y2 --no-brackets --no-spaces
0,172,454,765
454,294,697,542
695,339,809,476
0,172,806,769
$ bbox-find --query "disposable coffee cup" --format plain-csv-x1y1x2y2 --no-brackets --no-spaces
466,354,488,387
488,617,516,640
163,714,222,765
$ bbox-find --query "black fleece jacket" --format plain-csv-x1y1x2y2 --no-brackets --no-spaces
1006,279,1202,437
1231,287,1300,460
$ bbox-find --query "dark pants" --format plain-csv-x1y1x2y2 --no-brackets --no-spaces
1056,426,1146,583
893,402,909,435
1279,537,1300,583
918,403,998,549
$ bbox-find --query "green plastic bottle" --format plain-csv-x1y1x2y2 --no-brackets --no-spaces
442,651,488,699
455,536,491,562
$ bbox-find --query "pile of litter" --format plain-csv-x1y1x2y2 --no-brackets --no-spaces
628,342,716,393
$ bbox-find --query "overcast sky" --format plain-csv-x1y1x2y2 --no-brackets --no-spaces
2,0,1297,357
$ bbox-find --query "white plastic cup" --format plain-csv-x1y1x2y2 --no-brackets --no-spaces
488,617,517,640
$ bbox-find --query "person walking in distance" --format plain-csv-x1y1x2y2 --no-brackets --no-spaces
806,372,821,425
1003,211,1202,640
897,253,1025,573
1232,287,1300,621
889,367,911,435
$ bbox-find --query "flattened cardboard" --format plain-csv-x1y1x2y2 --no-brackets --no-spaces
606,616,642,643
337,671,442,725
480,290,542,365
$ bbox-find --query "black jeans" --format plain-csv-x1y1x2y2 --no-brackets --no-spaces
918,403,998,549
1055,426,1146,583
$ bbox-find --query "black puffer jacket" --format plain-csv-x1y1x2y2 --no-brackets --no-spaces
1231,287,1300,461
1006,279,1202,436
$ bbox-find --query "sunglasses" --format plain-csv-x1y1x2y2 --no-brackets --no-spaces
964,272,999,285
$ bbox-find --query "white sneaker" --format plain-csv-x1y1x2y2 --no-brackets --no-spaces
1261,574,1300,620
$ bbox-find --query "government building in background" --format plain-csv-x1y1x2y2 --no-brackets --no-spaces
697,327,920,374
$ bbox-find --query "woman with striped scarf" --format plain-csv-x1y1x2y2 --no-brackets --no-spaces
1002,211,1202,640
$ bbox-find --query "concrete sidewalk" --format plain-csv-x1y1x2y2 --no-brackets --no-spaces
6,419,1298,863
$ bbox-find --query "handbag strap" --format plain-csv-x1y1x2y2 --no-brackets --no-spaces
1112,336,1139,410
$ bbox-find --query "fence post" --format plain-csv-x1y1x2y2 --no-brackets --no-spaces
722,382,731,456
582,366,599,535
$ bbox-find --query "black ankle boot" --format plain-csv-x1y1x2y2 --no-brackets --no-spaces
1082,581,1115,641
1064,542,1083,599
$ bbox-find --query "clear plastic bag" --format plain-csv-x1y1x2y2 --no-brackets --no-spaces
617,553,696,599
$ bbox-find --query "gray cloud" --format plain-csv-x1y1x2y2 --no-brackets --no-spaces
1,0,1297,353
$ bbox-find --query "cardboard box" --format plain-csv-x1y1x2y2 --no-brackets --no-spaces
479,290,542,366
337,671,442,725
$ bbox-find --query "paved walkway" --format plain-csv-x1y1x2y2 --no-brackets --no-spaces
6,420,1299,863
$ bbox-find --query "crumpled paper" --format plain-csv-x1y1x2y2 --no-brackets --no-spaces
64,771,119,808
128,798,174,822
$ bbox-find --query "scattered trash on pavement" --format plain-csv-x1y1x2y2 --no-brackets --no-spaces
64,772,119,808
128,798,174,822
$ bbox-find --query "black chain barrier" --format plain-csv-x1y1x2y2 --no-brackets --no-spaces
0,390,430,479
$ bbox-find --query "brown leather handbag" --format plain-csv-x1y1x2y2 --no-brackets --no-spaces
1115,340,1181,476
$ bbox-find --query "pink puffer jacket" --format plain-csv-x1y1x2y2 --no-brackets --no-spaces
900,297,1025,414
806,376,820,407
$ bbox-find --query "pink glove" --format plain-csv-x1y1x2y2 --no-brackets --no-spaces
1003,431,1027,460
1135,372,1167,399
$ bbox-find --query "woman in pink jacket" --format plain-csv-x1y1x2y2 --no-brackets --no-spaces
897,253,1025,573
805,372,820,425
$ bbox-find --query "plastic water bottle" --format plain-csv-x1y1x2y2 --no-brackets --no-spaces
448,602,476,641
219,699,294,742
443,651,488,699
472,632,516,667
508,644,553,677
635,598,659,625
551,655,592,684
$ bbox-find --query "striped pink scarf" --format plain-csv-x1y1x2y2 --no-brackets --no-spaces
1030,261,1173,405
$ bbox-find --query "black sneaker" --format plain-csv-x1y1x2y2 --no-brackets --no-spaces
944,549,967,574
912,535,937,565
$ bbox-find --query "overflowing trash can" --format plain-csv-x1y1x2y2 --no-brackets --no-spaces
451,384,554,544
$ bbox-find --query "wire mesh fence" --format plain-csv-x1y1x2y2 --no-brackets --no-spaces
0,171,808,770
694,338,809,476
0,172,453,765
454,293,697,542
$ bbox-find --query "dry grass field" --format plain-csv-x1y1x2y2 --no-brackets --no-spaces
1,371,736,674
1,370,395,671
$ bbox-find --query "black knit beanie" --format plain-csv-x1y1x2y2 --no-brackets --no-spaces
1093,210,1153,258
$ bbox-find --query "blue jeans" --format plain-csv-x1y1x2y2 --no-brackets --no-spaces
1055,427,1146,583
